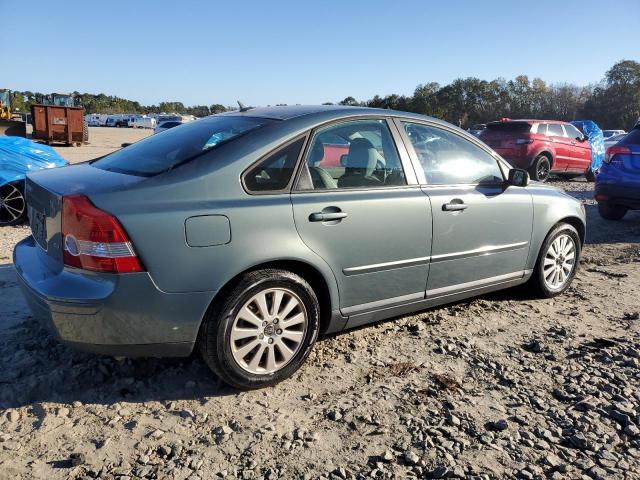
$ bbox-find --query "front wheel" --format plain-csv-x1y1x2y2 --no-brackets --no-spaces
200,269,320,390
598,201,627,220
529,155,551,182
0,183,27,226
531,223,581,298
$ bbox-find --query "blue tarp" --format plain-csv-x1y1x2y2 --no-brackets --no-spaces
0,137,68,187
571,120,605,172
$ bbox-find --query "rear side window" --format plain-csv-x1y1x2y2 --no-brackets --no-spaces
93,116,269,176
547,124,564,137
485,122,531,134
536,123,547,135
244,137,306,193
564,124,583,139
620,127,640,145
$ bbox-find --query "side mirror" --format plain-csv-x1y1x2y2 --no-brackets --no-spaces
121,143,132,148
507,168,529,187
579,136,588,142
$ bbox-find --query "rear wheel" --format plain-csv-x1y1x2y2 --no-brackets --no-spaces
0,183,27,226
598,201,627,220
531,223,581,298
529,154,551,182
200,269,320,390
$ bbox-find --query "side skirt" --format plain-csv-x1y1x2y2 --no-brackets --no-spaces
343,271,533,330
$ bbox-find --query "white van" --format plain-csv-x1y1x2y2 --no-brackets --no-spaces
130,116,157,129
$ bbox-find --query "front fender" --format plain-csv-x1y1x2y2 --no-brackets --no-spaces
525,184,585,270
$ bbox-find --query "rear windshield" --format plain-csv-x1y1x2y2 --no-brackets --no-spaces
93,116,270,176
485,122,532,134
620,127,640,145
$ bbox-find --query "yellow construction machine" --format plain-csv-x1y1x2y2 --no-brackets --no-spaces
0,89,26,137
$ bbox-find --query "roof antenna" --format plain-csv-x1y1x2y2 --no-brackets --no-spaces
237,100,253,112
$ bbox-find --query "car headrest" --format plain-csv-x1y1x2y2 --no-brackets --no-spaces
346,138,377,172
310,141,325,166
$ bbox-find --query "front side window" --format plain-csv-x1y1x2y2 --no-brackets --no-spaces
297,119,406,190
244,137,306,193
402,122,504,185
547,123,564,137
94,116,270,176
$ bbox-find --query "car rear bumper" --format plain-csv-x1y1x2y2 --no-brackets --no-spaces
595,183,640,209
13,236,214,357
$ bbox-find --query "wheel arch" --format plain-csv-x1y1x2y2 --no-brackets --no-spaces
197,258,341,346
557,216,585,246
535,150,555,168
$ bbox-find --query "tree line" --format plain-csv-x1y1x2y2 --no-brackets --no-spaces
335,60,640,130
9,60,639,130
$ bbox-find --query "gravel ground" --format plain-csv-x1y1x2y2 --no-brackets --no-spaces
0,176,639,480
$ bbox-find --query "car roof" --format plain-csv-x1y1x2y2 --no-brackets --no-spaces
220,104,455,128
488,119,567,125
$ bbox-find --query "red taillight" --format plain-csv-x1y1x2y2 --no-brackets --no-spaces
62,195,144,273
604,145,631,164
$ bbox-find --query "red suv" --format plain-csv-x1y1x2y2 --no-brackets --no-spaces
479,119,592,181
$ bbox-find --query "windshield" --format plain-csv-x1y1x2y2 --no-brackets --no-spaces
93,116,270,176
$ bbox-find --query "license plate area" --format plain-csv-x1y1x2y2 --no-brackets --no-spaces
29,206,48,251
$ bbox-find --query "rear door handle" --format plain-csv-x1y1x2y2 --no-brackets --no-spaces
309,211,348,222
442,200,468,212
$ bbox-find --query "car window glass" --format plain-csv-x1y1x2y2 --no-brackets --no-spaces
297,119,406,190
402,122,504,185
564,124,582,139
244,137,305,192
536,123,547,136
547,124,564,137
94,116,269,177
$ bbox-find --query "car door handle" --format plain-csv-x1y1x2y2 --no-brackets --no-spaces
309,211,348,222
442,201,468,212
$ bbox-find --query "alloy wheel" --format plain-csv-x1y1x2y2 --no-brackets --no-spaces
543,233,576,289
0,184,26,225
230,287,308,374
537,158,550,181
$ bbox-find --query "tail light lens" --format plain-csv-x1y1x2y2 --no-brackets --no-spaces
62,195,144,273
604,146,631,164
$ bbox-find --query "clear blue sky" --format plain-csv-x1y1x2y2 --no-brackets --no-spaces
3,0,638,107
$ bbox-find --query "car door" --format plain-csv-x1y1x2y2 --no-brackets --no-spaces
547,123,570,171
291,118,432,316
397,120,533,296
563,123,592,172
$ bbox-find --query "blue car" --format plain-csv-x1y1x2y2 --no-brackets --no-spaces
0,137,68,226
595,123,640,220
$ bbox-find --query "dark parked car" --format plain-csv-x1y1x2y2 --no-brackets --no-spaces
15,106,585,389
595,123,640,220
479,119,592,181
115,117,132,128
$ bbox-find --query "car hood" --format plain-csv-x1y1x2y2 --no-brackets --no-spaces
0,137,68,186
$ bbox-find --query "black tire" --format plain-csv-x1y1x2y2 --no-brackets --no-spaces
529,154,551,182
200,269,320,390
0,182,27,226
598,201,627,221
585,168,596,182
531,223,581,298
